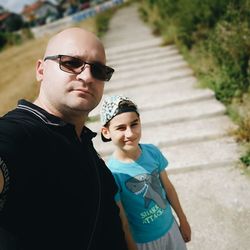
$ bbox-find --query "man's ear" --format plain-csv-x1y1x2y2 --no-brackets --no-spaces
101,126,111,140
36,59,44,82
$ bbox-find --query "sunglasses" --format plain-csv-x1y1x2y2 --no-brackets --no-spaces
44,55,114,81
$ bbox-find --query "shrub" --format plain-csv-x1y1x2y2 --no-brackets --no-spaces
0,31,22,50
140,0,250,104
207,5,250,103
241,152,250,167
4,14,24,32
0,32,7,49
95,8,116,38
139,0,250,168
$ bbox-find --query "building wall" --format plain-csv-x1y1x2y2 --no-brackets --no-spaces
31,0,124,38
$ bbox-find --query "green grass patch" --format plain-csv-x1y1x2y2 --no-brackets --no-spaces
139,0,250,169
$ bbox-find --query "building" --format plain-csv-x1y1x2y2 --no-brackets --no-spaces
21,0,59,26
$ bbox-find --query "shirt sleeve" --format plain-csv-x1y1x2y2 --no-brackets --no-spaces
150,144,168,172
0,120,25,212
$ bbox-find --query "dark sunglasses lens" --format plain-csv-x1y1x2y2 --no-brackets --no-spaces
60,56,83,73
91,63,114,81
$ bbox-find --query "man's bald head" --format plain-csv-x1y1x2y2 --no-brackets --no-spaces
44,27,106,63
35,26,108,122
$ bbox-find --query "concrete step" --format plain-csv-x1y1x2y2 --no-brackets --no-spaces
103,6,155,46
111,52,183,72
111,58,189,80
98,137,240,173
140,115,237,147
139,98,226,126
105,21,152,34
90,98,226,130
105,83,215,111
162,137,240,173
104,75,198,94
106,44,178,63
104,20,149,37
105,24,151,35
90,78,215,117
105,37,163,55
97,4,250,250
105,10,147,31
89,116,237,158
103,28,154,46
104,69,195,94
169,166,250,250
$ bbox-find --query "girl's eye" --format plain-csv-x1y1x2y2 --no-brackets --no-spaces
117,127,125,131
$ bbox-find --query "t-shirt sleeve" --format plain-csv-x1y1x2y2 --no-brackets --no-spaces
150,144,168,172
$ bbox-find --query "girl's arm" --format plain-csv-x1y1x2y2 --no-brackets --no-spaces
160,170,191,242
117,201,138,250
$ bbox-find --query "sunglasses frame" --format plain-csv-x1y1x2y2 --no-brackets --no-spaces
44,55,114,81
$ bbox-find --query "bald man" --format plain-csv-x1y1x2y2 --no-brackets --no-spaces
0,27,129,250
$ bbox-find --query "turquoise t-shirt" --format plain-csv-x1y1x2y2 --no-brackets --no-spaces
107,144,174,243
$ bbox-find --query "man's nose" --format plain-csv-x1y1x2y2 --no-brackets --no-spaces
76,64,93,81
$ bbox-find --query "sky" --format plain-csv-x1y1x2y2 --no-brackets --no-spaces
0,0,57,13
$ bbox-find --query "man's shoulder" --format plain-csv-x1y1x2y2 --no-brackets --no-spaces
0,110,24,133
0,108,42,141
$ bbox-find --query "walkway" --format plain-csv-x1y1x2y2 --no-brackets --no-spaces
87,4,250,250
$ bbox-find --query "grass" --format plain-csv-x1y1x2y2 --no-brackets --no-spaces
183,44,250,171
0,0,122,116
0,18,96,116
138,0,250,170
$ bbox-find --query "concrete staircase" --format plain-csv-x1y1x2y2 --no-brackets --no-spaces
87,4,250,250
88,4,240,173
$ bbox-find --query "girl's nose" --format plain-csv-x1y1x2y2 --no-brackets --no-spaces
125,127,133,137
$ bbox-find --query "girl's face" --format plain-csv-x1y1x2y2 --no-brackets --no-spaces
102,111,141,152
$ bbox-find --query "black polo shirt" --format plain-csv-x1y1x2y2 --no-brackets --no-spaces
0,99,127,250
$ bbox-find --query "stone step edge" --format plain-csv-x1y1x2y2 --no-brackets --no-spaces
110,67,193,83
107,45,179,63
96,134,234,158
105,37,164,54
105,72,196,95
99,143,240,175
89,91,215,118
141,110,226,129
90,103,225,130
167,159,240,175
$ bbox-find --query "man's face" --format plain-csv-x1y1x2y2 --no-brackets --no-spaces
36,29,106,118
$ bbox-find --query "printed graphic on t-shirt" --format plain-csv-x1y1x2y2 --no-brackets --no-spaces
140,204,165,224
125,169,167,209
0,170,3,194
0,157,10,211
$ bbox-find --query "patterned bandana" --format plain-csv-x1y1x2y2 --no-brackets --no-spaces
100,95,138,126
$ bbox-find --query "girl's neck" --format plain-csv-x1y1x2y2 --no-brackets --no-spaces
114,145,142,163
